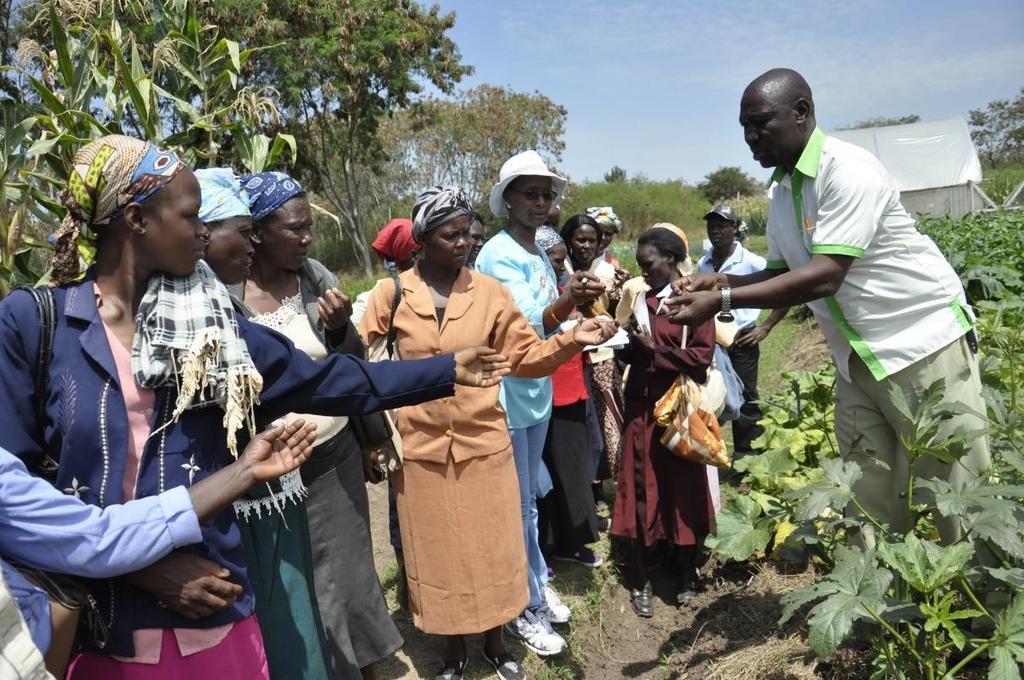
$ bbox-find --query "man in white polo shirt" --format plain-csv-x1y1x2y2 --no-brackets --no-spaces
698,204,789,457
668,68,990,543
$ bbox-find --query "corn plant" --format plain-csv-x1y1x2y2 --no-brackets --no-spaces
0,0,295,289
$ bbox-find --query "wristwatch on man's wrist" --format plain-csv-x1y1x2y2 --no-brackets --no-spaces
718,287,734,323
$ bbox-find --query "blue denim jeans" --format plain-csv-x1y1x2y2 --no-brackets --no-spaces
509,420,551,610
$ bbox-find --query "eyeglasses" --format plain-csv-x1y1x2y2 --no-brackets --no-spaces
515,189,557,202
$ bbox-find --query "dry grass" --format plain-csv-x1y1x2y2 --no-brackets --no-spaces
703,561,819,680
744,561,817,596
707,635,817,680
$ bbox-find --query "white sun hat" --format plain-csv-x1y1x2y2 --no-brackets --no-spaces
488,150,568,218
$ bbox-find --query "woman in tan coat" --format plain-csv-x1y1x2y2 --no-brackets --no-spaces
360,186,614,680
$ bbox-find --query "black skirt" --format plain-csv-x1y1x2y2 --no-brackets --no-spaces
303,425,403,676
539,400,600,552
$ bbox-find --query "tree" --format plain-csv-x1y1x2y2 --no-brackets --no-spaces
836,114,920,130
385,85,566,209
969,88,1024,167
206,0,471,274
603,165,626,183
697,166,761,203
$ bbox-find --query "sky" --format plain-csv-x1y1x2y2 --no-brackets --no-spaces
429,0,1024,185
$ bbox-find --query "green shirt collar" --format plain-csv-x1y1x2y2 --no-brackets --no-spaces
770,127,826,183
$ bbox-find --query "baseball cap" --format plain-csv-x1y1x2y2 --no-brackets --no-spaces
703,204,741,224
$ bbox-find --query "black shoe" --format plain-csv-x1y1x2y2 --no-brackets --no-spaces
676,586,698,605
630,581,653,618
435,658,468,680
676,571,700,606
483,651,525,680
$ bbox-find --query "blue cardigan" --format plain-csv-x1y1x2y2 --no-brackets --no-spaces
0,275,456,656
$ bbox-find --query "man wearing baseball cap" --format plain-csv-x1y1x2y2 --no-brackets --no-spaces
697,204,788,458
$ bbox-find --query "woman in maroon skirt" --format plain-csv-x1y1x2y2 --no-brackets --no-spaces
611,227,715,618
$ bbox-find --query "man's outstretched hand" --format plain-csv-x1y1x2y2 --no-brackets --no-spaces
664,290,722,325
670,272,726,295
663,272,726,325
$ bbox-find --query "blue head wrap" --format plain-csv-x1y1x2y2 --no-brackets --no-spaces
241,171,306,222
195,168,250,224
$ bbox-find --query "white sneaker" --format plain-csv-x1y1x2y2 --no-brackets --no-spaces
503,609,565,656
542,584,572,624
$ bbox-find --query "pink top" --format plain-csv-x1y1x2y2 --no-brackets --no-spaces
95,286,233,664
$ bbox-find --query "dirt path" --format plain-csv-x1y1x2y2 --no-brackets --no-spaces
365,482,819,679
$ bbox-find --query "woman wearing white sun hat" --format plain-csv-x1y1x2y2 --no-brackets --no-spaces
475,151,608,657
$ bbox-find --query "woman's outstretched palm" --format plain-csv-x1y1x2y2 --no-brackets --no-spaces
453,347,512,387
242,420,318,483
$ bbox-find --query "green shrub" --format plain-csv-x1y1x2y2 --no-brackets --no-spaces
728,194,769,234
560,178,708,240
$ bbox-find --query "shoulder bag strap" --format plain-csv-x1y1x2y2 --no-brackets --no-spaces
385,275,402,359
14,285,56,436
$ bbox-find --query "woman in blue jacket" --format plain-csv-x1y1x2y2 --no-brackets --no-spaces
0,135,507,679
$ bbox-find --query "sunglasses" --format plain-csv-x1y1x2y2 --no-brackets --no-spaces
515,189,558,202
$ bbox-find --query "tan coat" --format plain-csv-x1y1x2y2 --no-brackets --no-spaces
359,265,581,464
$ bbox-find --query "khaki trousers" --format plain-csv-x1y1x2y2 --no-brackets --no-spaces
834,335,991,544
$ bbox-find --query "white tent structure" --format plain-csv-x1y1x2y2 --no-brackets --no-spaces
831,117,997,219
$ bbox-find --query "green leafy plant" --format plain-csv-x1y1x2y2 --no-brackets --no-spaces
778,378,1024,679
705,367,838,563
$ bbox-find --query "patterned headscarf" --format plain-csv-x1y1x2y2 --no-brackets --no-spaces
411,186,472,243
586,206,623,233
241,171,306,222
196,168,250,224
534,225,564,252
372,218,418,264
53,135,184,284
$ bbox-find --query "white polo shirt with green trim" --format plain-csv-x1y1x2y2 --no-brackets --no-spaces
764,127,972,382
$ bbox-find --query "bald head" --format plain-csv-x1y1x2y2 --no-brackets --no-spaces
744,68,814,112
739,68,817,171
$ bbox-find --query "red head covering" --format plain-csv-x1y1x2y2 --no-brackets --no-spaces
371,218,418,263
